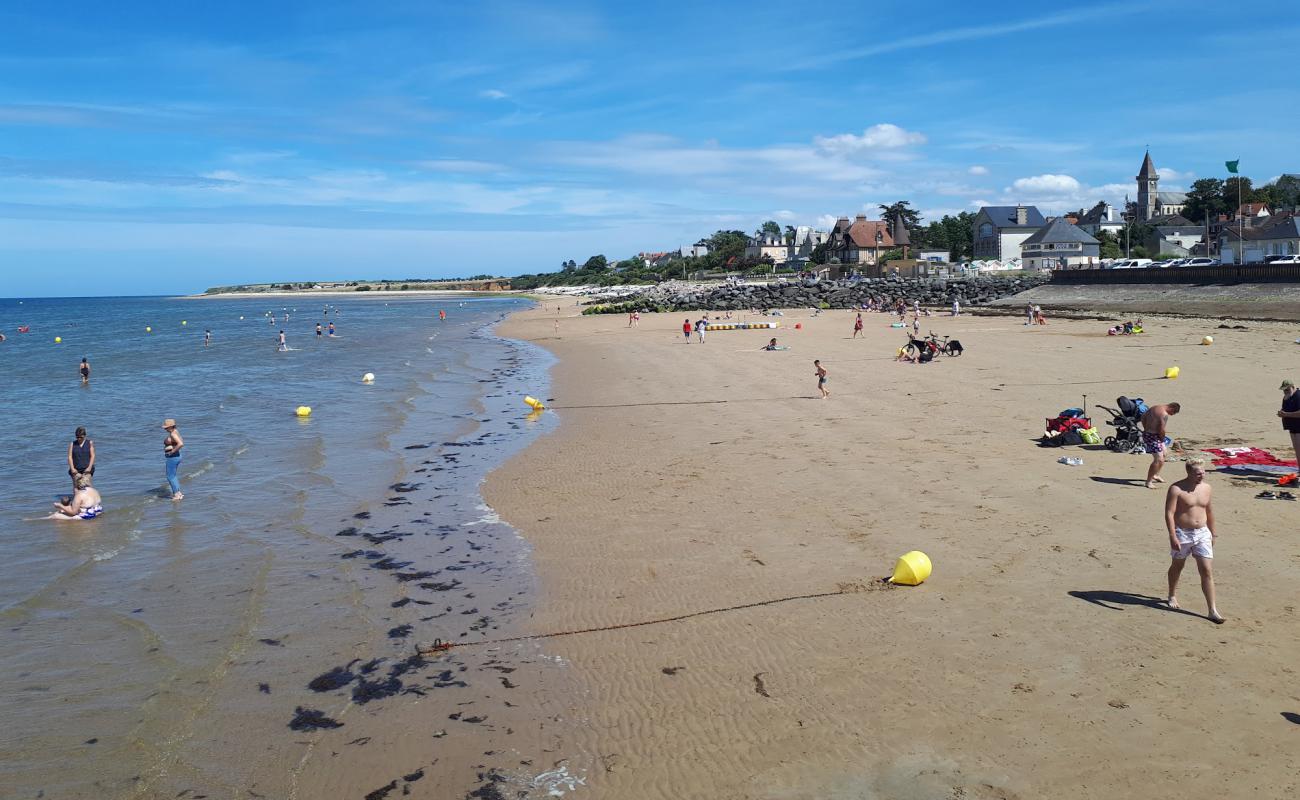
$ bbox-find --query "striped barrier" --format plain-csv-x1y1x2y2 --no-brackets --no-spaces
703,322,780,331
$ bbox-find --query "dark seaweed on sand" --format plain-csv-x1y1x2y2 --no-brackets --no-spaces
308,662,357,692
289,707,342,731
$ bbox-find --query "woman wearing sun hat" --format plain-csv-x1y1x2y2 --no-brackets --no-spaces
162,418,184,501
1279,380,1300,475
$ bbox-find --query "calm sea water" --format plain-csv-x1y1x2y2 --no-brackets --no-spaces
0,294,562,798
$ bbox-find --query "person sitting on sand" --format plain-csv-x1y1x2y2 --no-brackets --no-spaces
51,473,102,520
1164,458,1223,624
763,338,779,351
1140,402,1180,489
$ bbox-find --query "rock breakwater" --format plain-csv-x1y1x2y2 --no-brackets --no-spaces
582,274,1049,314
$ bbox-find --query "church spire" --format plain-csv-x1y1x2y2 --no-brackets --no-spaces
1136,150,1158,181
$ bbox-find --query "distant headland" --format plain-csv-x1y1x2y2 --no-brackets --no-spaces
197,277,513,296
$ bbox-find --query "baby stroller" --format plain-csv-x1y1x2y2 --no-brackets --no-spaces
1096,396,1146,453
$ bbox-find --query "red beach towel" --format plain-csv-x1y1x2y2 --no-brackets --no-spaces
1205,447,1297,468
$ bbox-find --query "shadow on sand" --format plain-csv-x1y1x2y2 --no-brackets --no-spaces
1068,590,1202,621
1089,476,1149,488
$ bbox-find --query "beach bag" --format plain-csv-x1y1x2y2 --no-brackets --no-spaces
1080,427,1101,445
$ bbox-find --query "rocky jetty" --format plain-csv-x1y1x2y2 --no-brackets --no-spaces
583,273,1049,314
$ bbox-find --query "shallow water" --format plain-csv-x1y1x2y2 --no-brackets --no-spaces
0,295,572,797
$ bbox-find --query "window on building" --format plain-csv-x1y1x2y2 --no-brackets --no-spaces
979,223,993,238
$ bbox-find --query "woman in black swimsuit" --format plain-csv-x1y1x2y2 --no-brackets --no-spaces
1279,379,1300,468
67,426,95,492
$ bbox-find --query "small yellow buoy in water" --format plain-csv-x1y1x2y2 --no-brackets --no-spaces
888,551,932,586
523,395,544,411
1165,366,1180,379
145,326,152,333
1201,336,1213,346
295,406,312,417
240,316,244,320
182,320,187,326
362,372,375,383
54,336,62,343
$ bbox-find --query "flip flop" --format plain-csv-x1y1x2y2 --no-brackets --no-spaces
1256,491,1277,499
1279,491,1297,501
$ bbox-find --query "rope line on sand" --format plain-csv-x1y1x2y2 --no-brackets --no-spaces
417,587,876,654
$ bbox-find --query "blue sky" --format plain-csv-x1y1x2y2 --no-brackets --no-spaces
1,1,1295,295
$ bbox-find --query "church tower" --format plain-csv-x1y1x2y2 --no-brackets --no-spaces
1136,151,1158,221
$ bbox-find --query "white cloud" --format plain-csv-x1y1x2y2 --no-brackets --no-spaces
772,209,798,221
968,165,989,176
1008,173,1082,196
1157,166,1189,182
814,123,926,155
816,214,841,229
479,89,509,100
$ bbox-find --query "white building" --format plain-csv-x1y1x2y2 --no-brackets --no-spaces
972,205,1045,261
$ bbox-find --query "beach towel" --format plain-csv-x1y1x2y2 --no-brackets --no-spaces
1206,447,1297,468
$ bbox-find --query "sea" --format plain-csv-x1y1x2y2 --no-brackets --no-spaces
0,295,585,799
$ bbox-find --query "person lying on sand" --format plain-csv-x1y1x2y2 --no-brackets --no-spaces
51,474,103,520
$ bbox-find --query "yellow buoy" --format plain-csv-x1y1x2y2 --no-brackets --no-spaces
1164,366,1180,379
888,550,932,586
240,316,244,320
295,406,312,417
182,320,187,326
1201,336,1213,346
362,372,375,383
54,336,62,343
145,326,152,333
523,395,544,410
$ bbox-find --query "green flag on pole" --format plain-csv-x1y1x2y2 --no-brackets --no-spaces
1226,159,1240,174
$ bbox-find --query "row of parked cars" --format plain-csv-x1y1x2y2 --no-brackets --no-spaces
1107,255,1300,268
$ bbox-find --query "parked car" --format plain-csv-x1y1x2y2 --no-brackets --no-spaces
1266,254,1300,264
1182,258,1216,267
1111,258,1154,269
1161,259,1188,268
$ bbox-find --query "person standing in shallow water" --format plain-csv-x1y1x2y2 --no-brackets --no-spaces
79,357,90,385
67,426,95,493
162,419,184,501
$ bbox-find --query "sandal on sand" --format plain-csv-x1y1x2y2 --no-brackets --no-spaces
1256,491,1277,499
1280,491,1297,501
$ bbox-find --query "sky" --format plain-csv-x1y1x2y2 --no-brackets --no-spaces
1,0,1296,296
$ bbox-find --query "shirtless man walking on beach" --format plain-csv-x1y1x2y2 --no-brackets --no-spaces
1141,402,1180,488
1164,458,1223,623
814,360,829,399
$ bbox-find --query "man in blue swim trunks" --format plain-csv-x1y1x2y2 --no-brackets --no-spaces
1141,401,1180,489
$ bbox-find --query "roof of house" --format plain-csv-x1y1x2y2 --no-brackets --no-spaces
1137,151,1158,180
1237,202,1271,216
1147,213,1194,226
976,206,1046,230
1077,201,1122,226
1153,225,1204,235
829,216,894,248
1156,191,1188,204
1022,217,1099,246
1222,215,1300,241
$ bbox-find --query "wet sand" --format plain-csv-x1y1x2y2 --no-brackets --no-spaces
485,305,1300,799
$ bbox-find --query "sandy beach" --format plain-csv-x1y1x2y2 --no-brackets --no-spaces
485,304,1300,799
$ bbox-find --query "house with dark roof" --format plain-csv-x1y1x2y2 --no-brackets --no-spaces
1144,223,1204,257
971,205,1045,261
1075,201,1126,236
1020,217,1099,269
1220,214,1300,264
826,214,894,265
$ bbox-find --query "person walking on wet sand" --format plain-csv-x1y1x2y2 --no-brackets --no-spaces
79,357,90,385
1141,401,1180,489
853,313,864,338
67,426,95,493
814,359,829,399
1164,458,1223,623
162,418,184,501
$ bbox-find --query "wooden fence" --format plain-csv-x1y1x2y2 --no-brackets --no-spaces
1051,264,1300,285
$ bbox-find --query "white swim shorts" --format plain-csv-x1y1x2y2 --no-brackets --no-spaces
1171,526,1213,560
